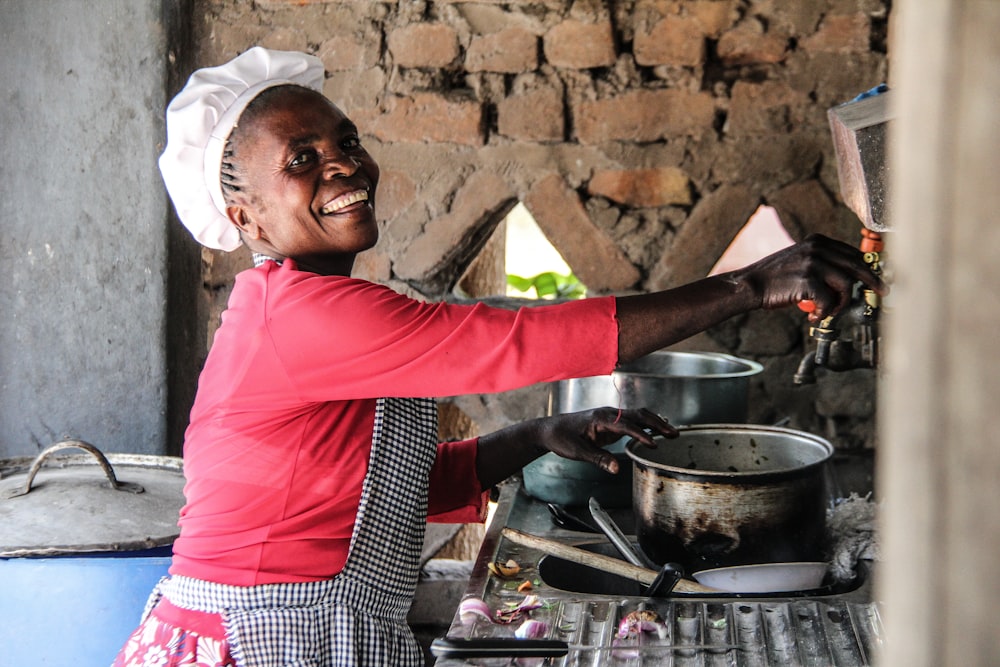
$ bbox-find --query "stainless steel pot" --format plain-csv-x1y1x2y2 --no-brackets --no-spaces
626,424,833,571
522,351,763,508
548,351,764,425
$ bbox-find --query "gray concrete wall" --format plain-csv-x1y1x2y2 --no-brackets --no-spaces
0,1,171,456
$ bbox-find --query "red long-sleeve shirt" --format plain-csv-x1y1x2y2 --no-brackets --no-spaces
170,259,619,585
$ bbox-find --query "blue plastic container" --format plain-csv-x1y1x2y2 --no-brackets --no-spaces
0,546,172,666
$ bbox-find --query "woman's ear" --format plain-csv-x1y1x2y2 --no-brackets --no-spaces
226,205,264,241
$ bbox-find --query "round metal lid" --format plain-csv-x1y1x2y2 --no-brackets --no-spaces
0,440,186,557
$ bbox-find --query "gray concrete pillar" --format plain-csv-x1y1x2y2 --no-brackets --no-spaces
0,1,175,456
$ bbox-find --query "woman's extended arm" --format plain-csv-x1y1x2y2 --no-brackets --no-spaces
473,234,886,488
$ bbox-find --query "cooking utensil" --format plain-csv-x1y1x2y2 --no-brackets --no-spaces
522,351,763,507
586,497,684,595
627,424,833,571
547,503,598,532
692,561,829,593
501,527,719,595
431,638,568,659
587,497,655,569
0,440,185,556
645,561,685,597
430,637,739,659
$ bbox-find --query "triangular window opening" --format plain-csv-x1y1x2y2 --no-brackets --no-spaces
505,203,586,299
708,205,795,276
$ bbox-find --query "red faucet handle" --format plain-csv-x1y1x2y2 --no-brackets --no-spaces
860,228,884,254
799,227,880,316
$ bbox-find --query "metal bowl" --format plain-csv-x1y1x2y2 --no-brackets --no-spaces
549,351,764,426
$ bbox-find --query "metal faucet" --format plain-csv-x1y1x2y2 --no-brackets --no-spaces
795,86,892,385
794,239,883,384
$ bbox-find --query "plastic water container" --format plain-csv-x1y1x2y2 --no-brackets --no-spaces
0,548,172,666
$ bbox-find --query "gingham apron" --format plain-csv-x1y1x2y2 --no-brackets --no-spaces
148,397,439,667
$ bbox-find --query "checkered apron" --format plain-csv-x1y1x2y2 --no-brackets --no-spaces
151,397,439,667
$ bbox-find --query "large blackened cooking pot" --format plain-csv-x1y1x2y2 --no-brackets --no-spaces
626,424,833,572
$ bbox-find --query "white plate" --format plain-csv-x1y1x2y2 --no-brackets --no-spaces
692,562,828,593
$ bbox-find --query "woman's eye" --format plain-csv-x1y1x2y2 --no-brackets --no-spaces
342,135,362,150
289,150,317,168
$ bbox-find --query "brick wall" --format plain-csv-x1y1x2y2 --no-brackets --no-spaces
191,0,891,451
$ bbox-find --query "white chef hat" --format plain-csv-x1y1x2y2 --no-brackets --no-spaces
159,47,325,250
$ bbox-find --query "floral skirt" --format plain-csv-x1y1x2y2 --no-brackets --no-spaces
112,598,235,667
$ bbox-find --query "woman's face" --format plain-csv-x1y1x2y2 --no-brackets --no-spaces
226,87,380,276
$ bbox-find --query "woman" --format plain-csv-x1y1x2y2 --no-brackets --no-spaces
114,47,883,667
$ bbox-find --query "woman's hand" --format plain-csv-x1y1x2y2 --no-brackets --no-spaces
615,233,888,362
533,407,677,474
732,233,887,323
475,408,677,489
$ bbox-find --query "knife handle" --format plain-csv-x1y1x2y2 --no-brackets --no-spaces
430,637,569,659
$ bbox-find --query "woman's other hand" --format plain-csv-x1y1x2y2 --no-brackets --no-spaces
533,407,677,474
475,408,677,489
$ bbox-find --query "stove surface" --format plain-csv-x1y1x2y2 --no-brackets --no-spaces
435,462,881,666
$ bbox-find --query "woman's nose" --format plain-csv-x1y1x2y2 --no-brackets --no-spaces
322,153,359,179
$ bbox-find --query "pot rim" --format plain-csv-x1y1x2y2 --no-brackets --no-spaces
613,351,764,380
625,423,834,480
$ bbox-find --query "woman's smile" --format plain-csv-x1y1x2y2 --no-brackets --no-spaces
319,188,370,215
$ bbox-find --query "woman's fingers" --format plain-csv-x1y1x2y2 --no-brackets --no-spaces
590,407,677,446
751,234,886,320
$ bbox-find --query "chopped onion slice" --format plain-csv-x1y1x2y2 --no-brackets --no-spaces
617,610,668,639
495,594,545,624
514,619,549,640
611,637,641,659
488,558,522,578
458,597,493,626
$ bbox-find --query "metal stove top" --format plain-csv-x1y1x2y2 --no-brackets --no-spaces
434,474,881,666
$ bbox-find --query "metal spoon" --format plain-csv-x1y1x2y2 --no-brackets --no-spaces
587,497,656,569
546,503,598,533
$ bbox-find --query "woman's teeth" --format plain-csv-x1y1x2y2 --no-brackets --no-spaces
320,190,368,214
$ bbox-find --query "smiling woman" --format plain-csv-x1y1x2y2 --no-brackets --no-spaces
114,46,883,667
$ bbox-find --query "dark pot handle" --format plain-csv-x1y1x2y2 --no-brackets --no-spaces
3,440,144,499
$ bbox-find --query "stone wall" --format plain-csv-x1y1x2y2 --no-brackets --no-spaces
184,0,891,454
